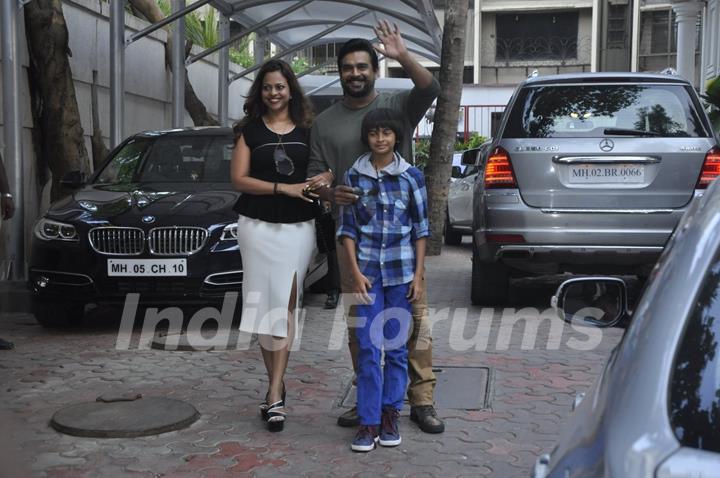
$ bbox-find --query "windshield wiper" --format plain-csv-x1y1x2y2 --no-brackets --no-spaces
603,128,661,137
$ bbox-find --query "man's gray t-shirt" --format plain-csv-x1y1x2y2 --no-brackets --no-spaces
307,79,440,180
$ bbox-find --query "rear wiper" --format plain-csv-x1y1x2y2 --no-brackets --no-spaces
603,128,661,137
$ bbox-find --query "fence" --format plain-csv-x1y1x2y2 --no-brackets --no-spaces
415,104,507,142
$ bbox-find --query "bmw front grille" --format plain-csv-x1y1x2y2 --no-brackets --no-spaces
149,227,208,256
89,226,208,256
89,227,145,256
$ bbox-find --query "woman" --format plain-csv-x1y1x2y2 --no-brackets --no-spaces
231,59,328,432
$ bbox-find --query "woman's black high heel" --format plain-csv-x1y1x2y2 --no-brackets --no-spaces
260,382,285,421
266,399,286,432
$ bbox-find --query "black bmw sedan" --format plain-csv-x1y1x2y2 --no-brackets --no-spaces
28,128,324,327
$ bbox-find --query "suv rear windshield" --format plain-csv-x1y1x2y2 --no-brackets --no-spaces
504,83,707,138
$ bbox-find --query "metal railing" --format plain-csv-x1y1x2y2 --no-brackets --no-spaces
415,104,507,142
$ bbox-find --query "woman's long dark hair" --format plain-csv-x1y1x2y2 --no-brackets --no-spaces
233,59,313,141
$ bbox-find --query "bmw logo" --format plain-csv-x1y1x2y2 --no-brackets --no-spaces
142,216,156,224
599,139,615,152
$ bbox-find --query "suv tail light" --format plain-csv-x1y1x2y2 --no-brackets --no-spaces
697,146,720,189
485,147,518,189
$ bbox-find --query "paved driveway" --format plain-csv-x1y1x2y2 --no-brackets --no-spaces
0,242,624,477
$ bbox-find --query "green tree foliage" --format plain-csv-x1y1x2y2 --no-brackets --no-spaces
455,131,488,151
414,132,488,169
413,137,431,169
156,0,252,67
290,56,309,74
703,76,720,133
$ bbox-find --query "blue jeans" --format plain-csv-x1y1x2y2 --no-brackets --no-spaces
354,281,412,425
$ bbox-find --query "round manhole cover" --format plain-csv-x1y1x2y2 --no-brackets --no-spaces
51,397,199,438
150,329,244,351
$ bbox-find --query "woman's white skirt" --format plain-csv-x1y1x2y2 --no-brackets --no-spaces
236,214,315,337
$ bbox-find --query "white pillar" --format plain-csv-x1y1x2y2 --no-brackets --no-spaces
591,0,600,72
473,0,481,84
672,1,703,84
630,0,641,72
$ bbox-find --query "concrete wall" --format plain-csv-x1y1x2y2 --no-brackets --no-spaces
0,0,252,261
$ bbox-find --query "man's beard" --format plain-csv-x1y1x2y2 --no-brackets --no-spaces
341,76,375,98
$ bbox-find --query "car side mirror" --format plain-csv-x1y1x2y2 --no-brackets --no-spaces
551,277,627,327
60,171,86,189
451,166,463,178
461,149,478,166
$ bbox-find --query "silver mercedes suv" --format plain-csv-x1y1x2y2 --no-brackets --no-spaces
470,72,720,305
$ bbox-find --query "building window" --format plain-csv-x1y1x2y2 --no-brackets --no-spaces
495,12,579,62
638,8,701,75
607,3,629,49
302,42,345,73
650,10,677,54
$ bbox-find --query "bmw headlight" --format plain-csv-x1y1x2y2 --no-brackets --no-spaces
220,223,238,241
33,218,79,242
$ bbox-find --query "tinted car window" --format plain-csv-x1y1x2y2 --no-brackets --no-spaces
504,84,706,138
139,136,234,183
463,165,479,177
96,138,151,184
96,136,234,185
669,251,720,452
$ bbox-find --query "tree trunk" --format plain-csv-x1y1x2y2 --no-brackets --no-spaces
424,0,468,255
91,70,110,169
128,0,218,126
25,0,90,202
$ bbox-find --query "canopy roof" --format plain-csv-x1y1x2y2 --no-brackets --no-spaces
211,0,443,63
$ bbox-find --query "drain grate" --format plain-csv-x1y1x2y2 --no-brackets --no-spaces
340,366,492,410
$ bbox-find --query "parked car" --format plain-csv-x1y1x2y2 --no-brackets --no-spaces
445,143,491,245
534,176,720,477
470,71,720,304
28,128,326,327
449,152,464,183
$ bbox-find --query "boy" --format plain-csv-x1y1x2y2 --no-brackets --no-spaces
337,109,429,452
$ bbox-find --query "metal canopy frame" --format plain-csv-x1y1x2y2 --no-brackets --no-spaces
108,0,441,143
1,0,441,279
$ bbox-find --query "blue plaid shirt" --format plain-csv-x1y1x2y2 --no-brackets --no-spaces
337,153,430,287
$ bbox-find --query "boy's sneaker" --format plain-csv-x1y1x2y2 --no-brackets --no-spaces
379,407,401,447
351,425,379,452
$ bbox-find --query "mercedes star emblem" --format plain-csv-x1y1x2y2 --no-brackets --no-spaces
599,138,615,152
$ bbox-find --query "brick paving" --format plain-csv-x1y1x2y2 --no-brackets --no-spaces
0,242,624,477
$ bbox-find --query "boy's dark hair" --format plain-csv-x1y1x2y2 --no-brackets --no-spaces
336,39,379,73
361,108,404,149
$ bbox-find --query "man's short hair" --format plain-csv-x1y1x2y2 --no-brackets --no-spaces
361,108,404,149
337,38,379,72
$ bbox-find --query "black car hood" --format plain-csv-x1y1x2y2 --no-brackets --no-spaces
46,183,240,226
